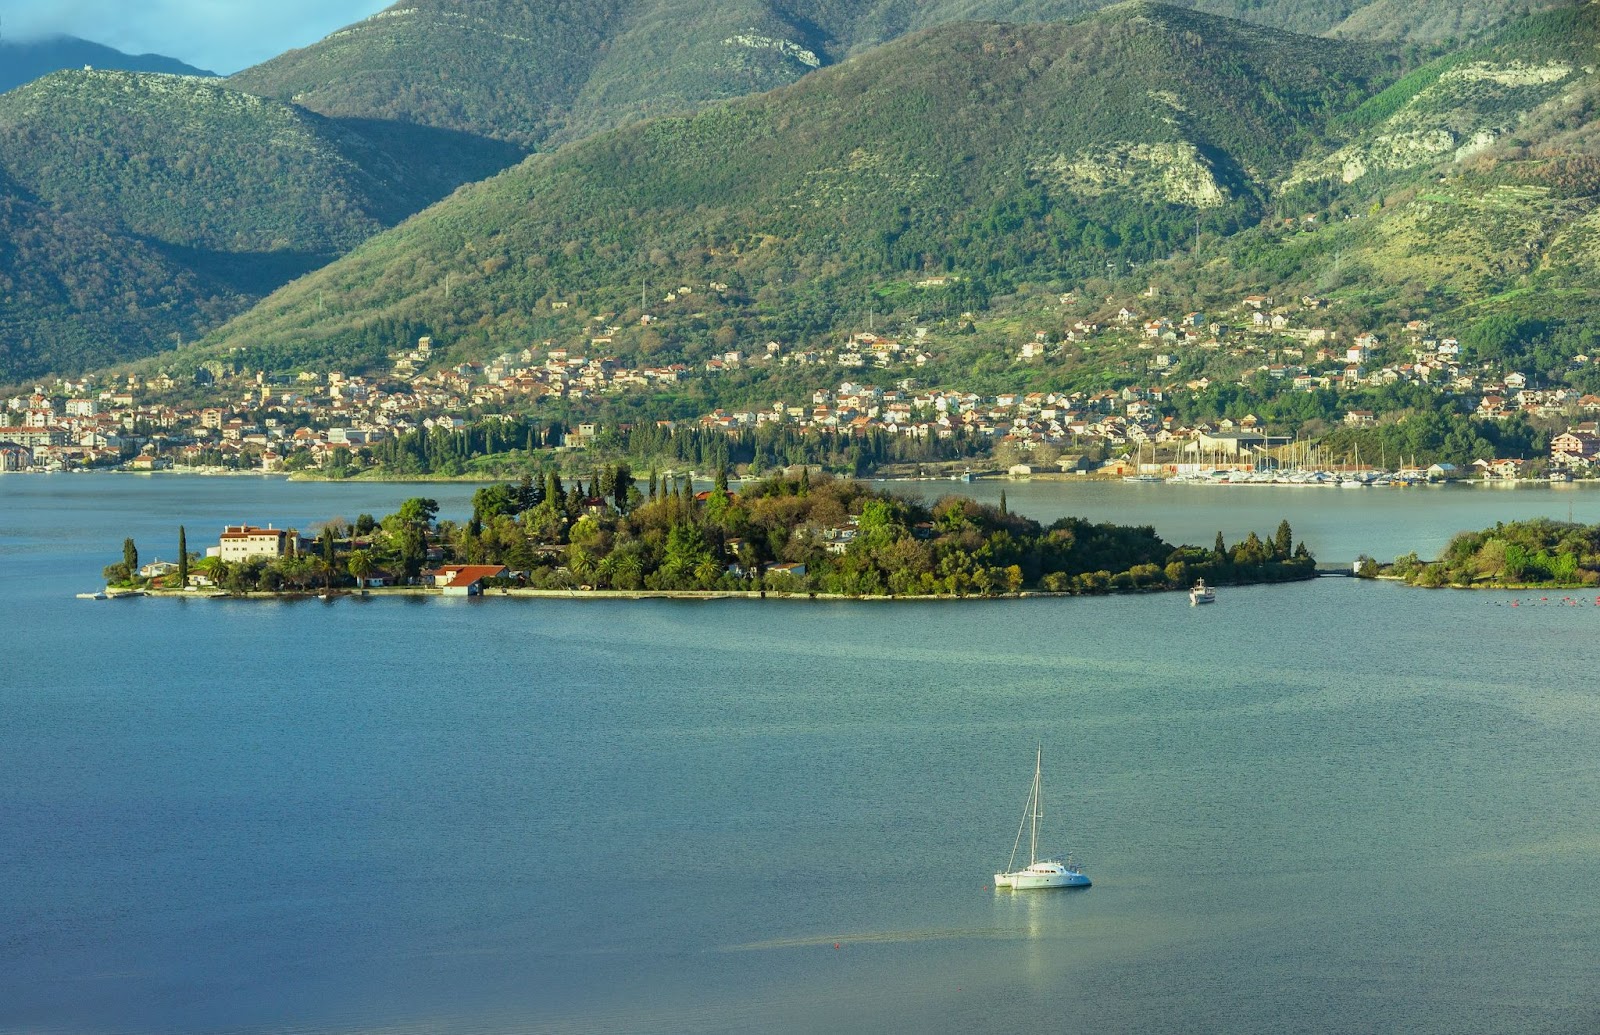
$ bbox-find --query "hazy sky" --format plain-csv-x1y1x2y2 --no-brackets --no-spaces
0,0,392,74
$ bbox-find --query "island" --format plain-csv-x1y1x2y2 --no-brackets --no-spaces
1377,518,1600,590
103,469,1317,599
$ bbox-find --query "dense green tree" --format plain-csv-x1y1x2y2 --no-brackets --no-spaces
397,497,439,528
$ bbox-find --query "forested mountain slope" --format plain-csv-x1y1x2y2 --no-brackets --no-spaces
0,163,234,378
0,71,521,380
194,3,1396,370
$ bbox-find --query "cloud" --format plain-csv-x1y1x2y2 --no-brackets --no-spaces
0,0,391,73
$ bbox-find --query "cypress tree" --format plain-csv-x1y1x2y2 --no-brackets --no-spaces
613,462,633,513
177,526,188,588
321,527,337,589
123,537,138,576
1274,519,1293,558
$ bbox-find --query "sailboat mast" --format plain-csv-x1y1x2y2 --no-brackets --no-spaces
1030,747,1042,865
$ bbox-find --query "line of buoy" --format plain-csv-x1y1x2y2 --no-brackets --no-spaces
1504,596,1600,607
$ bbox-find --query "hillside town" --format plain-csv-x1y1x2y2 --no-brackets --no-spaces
4,289,1597,478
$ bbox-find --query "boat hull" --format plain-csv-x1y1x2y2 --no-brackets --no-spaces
994,864,1091,889
994,871,1090,889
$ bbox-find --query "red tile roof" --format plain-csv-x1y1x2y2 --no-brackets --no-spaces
433,564,507,587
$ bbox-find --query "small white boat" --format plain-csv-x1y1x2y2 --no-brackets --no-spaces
1189,579,1216,606
993,748,1090,890
75,590,108,600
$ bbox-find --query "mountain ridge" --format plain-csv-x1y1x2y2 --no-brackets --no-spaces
0,34,214,95
225,0,1541,151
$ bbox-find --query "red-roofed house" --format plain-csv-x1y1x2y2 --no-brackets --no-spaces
430,564,508,596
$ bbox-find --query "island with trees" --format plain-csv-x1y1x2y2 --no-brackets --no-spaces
105,469,1318,598
1379,519,1600,589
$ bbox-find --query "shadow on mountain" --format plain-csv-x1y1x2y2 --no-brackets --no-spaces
332,117,530,223
154,243,336,299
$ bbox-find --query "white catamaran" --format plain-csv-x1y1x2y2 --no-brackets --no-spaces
993,747,1090,889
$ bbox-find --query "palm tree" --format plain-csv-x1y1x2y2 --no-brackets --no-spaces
196,555,228,588
568,546,597,585
347,549,374,589
613,551,644,591
595,552,619,590
694,556,723,588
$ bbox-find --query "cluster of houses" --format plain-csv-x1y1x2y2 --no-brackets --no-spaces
689,293,1600,473
5,288,1600,477
696,378,1280,461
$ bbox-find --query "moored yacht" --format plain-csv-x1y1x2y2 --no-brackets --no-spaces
993,748,1090,890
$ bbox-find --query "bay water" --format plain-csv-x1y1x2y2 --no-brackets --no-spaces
4,474,1599,1033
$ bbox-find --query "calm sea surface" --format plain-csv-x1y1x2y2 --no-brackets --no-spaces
4,474,1600,1033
